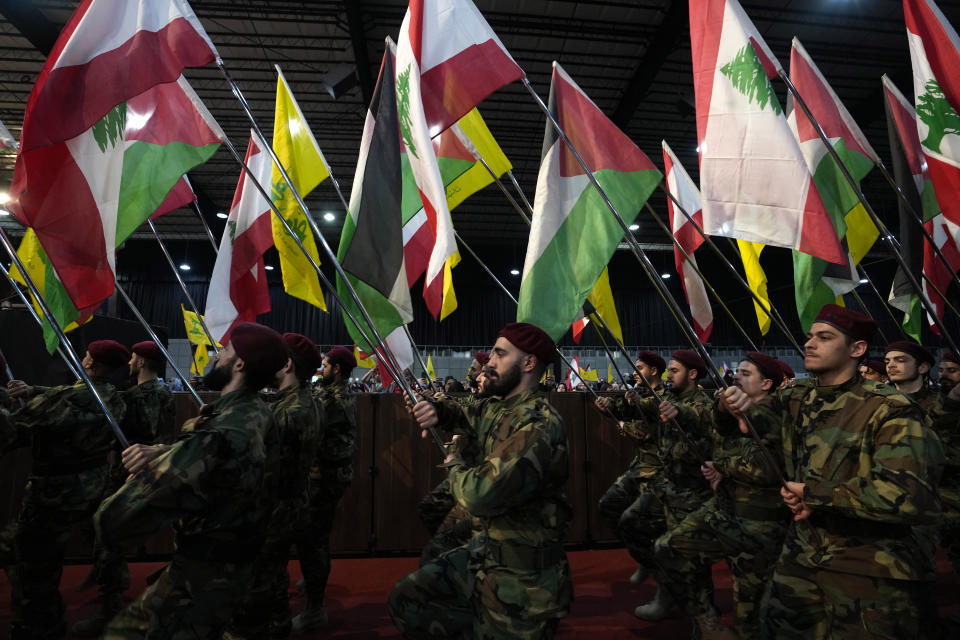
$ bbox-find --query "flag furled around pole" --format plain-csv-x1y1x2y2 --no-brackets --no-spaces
737,240,772,335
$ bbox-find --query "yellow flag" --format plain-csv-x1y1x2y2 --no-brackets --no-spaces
579,366,599,382
354,345,375,369
444,108,513,211
607,363,613,383
845,203,879,265
181,304,221,347
736,240,771,335
426,354,436,381
439,253,461,320
271,69,328,311
190,344,210,375
586,266,623,344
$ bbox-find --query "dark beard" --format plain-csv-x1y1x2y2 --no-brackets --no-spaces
203,359,235,391
484,363,522,397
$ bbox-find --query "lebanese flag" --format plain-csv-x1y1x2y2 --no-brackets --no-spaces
689,0,845,265
396,15,460,319
19,0,217,154
662,140,713,343
205,133,274,343
904,0,960,228
0,118,15,150
401,0,523,137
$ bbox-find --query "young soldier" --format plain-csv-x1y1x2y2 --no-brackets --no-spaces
884,341,936,408
390,322,572,638
859,358,887,383
935,350,960,577
2,339,129,639
94,323,287,639
721,305,944,638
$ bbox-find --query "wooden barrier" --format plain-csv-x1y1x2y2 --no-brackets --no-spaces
0,391,640,559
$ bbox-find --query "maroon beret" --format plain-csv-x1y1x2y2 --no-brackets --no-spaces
227,323,288,379
671,349,707,378
474,352,490,365
498,322,556,364
885,340,935,367
745,352,784,387
87,340,130,368
131,341,163,362
863,359,887,376
283,333,323,370
776,359,795,379
325,346,357,373
813,303,876,342
636,350,666,374
942,350,960,365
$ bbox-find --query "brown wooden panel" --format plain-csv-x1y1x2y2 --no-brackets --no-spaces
329,393,376,554
583,393,640,543
371,394,446,554
547,392,590,546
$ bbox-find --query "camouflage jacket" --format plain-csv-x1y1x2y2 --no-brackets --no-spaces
622,387,714,492
313,380,357,480
603,385,665,478
0,378,126,470
911,386,960,493
750,374,944,580
94,388,274,555
262,383,324,535
434,389,571,547
120,378,174,445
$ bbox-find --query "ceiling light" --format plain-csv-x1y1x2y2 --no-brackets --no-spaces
264,264,274,271
179,263,191,271
661,273,671,279
216,212,228,219
629,224,639,231
859,278,868,284
509,268,520,276
323,212,336,222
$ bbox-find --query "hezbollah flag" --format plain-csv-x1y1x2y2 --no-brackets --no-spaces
271,68,328,311
180,304,221,347
737,240,772,335
518,63,661,341
354,346,376,369
787,38,880,330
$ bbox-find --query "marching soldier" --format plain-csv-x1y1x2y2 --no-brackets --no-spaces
2,339,129,640
292,345,358,633
721,305,944,638
935,350,960,577
389,322,572,638
859,359,887,383
884,341,937,409
94,322,287,639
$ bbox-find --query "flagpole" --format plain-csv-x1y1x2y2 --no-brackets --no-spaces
113,282,203,407
658,185,805,355
590,323,629,386
403,325,434,387
642,202,761,351
0,227,130,449
507,171,535,214
191,201,219,254
858,264,912,341
146,219,220,353
0,263,80,379
779,69,960,355
0,344,25,408
849,288,891,344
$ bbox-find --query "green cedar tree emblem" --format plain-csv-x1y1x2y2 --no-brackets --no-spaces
92,103,126,152
397,64,418,159
916,79,960,153
227,219,238,241
720,45,782,115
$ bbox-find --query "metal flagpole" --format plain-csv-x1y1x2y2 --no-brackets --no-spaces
0,227,130,449
858,264,912,341
146,219,220,353
590,322,629,386
779,69,960,355
0,343,25,408
404,325,433,387
114,282,203,407
849,289,891,344
191,201,220,254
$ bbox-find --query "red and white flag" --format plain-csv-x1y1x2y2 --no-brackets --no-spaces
662,140,713,343
689,0,844,265
205,133,274,343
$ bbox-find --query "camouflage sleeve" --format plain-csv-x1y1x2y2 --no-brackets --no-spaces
0,385,72,453
712,401,785,486
431,395,475,436
618,395,660,441
606,395,642,421
93,430,222,549
802,400,944,524
447,407,564,518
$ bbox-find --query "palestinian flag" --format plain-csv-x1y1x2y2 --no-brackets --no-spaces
904,0,960,228
787,38,880,330
662,140,713,343
338,47,414,373
689,0,845,265
517,63,661,342
9,75,223,316
0,118,15,150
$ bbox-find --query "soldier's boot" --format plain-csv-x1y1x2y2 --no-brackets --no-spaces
290,603,328,635
629,563,649,585
71,593,124,637
691,610,738,640
634,586,681,621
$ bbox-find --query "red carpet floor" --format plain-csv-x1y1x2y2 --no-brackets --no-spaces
1,549,958,638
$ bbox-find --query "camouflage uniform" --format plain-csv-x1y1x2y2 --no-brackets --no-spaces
654,395,788,639
95,388,274,640
296,380,357,605
388,389,573,639
756,375,943,639
0,379,126,640
231,383,324,638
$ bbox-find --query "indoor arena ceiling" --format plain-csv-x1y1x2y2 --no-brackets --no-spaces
1,0,959,255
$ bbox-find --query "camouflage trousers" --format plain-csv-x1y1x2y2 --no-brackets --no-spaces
764,554,929,639
597,464,654,536
940,486,960,574
9,466,111,640
615,489,666,567
655,496,787,640
229,535,295,638
388,534,572,639
295,476,349,603
0,520,14,571
103,553,254,639
417,478,458,536
420,503,475,567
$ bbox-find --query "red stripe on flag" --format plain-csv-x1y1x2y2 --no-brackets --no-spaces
404,223,433,287
408,0,425,66
226,214,273,336
749,36,778,79
798,176,846,264
423,267,444,318
693,318,713,345
905,0,960,117
925,154,960,227
22,18,215,152
689,0,727,155
884,84,926,176
125,83,221,146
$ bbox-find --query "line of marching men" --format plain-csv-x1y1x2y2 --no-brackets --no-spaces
0,323,358,639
